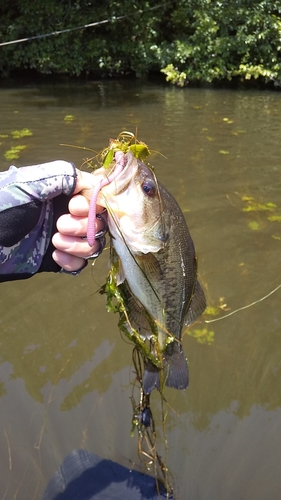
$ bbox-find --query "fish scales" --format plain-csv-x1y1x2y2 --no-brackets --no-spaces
152,184,197,344
133,183,199,393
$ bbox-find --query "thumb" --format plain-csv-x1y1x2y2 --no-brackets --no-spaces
74,170,97,194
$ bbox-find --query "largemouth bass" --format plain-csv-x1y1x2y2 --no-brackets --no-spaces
89,151,206,394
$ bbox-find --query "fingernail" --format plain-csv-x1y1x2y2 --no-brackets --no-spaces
85,236,106,260
95,212,107,238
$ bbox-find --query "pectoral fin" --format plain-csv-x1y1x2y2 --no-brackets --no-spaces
116,259,126,285
185,280,206,327
135,253,163,282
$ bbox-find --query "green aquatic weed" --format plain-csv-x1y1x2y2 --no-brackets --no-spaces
129,143,150,160
187,328,215,345
4,145,26,160
248,221,260,231
240,194,276,212
11,128,33,139
101,131,150,168
204,306,220,316
239,194,281,233
64,115,75,122
101,251,162,368
82,131,152,171
243,202,276,212
268,215,281,222
241,195,254,201
232,129,246,136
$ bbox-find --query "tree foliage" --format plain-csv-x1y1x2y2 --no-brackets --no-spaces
160,0,281,85
0,0,281,86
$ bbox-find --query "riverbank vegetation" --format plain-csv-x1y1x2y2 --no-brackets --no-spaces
0,0,280,86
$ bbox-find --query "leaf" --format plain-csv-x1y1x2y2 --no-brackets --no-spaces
129,144,150,160
103,149,114,168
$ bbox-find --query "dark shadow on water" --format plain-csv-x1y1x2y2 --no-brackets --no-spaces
42,449,171,500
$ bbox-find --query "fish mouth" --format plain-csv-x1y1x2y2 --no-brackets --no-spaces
95,150,172,261
104,151,139,196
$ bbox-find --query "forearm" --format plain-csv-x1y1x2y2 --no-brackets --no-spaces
0,161,77,280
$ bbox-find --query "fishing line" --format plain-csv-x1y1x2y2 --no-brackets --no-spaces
0,4,165,47
205,282,281,323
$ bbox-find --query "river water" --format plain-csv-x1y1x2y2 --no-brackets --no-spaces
0,79,281,499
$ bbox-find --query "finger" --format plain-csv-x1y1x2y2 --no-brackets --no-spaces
56,213,106,237
56,210,107,237
52,233,101,258
73,170,96,194
68,194,90,216
52,250,85,272
69,194,105,218
56,214,88,236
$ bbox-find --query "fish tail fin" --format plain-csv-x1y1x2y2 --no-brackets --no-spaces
164,342,189,390
142,361,160,395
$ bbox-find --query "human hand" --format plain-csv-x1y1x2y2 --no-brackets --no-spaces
52,170,107,273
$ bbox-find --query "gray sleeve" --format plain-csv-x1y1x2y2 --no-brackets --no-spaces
0,160,77,279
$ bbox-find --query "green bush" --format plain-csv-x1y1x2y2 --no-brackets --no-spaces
0,0,162,77
160,0,281,85
0,0,280,85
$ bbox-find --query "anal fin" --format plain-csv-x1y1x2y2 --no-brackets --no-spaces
143,361,160,395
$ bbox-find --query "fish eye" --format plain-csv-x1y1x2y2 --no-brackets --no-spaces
142,181,156,197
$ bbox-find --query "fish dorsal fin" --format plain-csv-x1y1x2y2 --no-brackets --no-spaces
185,280,206,327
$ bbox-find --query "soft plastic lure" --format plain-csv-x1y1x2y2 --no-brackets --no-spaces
87,150,126,246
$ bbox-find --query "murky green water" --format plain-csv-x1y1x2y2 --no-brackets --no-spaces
1,80,281,499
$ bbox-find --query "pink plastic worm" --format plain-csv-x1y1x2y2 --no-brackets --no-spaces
87,150,126,246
